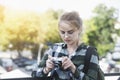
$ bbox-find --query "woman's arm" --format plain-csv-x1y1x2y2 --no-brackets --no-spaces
31,53,49,77
72,49,99,80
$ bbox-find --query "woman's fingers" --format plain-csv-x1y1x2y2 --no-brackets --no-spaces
46,55,55,71
46,61,53,68
48,55,53,60
62,57,71,69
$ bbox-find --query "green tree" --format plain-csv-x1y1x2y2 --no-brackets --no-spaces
2,12,41,57
40,10,63,44
84,4,118,56
0,5,7,50
0,5,5,24
44,10,63,43
1,8,65,58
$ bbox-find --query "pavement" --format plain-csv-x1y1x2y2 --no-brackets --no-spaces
0,69,31,79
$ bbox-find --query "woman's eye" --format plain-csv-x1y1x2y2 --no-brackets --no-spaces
68,31,74,34
61,31,65,34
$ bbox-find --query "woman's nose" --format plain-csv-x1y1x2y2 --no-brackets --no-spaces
64,33,69,38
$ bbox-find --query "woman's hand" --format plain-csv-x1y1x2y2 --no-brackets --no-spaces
44,55,54,74
62,56,76,73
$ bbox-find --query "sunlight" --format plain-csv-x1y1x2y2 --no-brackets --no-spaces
0,0,119,20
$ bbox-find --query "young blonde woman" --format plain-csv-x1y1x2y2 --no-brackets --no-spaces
32,11,100,80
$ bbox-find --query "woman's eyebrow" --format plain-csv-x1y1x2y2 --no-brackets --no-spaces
60,29,74,32
67,30,74,32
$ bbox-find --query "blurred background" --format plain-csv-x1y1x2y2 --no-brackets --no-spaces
0,0,120,80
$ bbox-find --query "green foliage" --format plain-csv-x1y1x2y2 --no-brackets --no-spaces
0,12,41,57
84,4,118,56
0,8,63,58
0,25,10,50
40,10,63,44
1,4,119,58
0,5,6,50
0,5,5,24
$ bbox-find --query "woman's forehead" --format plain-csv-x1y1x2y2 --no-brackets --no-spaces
59,21,77,30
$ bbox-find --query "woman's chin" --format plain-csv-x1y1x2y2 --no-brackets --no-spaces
65,41,73,45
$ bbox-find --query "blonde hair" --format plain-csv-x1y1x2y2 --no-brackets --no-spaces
58,11,82,29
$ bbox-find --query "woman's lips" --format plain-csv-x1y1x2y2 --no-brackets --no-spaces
64,40,70,42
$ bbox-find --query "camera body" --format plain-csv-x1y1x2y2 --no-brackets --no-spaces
52,57,62,68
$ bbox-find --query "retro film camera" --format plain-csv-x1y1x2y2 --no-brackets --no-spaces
52,57,62,69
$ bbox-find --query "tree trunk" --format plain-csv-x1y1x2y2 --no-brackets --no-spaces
17,50,22,58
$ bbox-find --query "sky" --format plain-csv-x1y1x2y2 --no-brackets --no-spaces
0,0,120,20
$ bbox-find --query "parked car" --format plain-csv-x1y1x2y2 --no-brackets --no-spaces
13,57,37,67
1,58,13,72
112,51,120,61
12,57,30,67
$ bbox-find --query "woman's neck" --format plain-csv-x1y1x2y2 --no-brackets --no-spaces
67,41,81,54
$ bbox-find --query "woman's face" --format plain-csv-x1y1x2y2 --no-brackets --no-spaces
59,21,81,45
